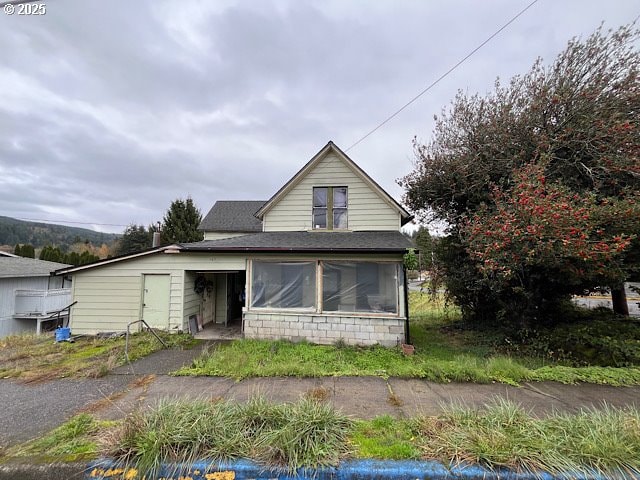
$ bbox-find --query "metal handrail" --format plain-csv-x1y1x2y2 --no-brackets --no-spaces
125,319,168,365
45,301,78,327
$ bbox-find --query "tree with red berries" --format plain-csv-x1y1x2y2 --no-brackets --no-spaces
401,24,640,325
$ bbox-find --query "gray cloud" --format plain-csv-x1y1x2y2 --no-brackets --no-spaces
0,0,637,233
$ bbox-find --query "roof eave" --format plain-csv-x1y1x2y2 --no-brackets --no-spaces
179,246,409,254
53,245,180,275
199,229,262,233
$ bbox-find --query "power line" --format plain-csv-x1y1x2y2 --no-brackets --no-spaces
15,217,128,228
345,0,540,152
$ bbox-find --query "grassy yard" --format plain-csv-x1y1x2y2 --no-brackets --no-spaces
176,292,640,385
6,398,639,479
0,331,198,382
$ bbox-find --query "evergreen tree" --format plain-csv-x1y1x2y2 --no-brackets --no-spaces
78,251,99,265
114,224,153,256
65,252,81,266
39,245,64,262
161,197,204,244
414,227,435,271
14,244,21,256
18,244,35,258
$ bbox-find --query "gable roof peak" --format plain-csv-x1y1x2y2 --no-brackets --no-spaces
255,141,412,224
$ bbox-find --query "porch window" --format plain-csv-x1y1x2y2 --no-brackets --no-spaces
251,261,316,309
322,262,399,314
312,186,348,230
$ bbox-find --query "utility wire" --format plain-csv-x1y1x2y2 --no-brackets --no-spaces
345,0,540,152
15,217,128,228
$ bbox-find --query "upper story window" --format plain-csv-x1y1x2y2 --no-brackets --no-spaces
313,186,348,230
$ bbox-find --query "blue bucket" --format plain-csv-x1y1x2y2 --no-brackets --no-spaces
55,327,71,342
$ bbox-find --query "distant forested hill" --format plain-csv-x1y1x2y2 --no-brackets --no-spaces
0,216,119,250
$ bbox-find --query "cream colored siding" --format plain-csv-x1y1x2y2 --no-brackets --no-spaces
203,232,250,241
71,275,141,334
263,153,400,231
68,252,246,335
183,271,200,330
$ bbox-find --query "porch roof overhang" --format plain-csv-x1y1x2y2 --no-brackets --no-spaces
179,231,414,255
53,232,415,275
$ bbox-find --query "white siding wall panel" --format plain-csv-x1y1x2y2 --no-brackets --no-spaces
263,153,400,231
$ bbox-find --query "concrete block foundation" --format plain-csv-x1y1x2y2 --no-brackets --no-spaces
243,311,405,347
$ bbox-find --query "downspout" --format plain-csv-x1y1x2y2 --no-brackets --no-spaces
403,265,411,345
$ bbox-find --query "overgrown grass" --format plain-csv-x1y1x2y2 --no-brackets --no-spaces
0,331,198,381
7,399,640,478
176,292,640,385
5,413,115,461
416,399,640,479
351,400,640,478
31,400,639,478
498,305,640,366
105,397,352,475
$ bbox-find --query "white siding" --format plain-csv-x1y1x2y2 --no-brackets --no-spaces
69,252,246,335
203,232,250,241
263,153,400,231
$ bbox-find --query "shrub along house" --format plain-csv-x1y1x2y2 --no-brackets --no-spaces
55,142,414,346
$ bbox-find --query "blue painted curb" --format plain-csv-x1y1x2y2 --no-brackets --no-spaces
85,458,638,480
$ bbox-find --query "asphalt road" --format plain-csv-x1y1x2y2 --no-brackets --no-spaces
0,375,131,445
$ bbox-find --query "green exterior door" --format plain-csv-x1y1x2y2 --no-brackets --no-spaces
142,274,170,329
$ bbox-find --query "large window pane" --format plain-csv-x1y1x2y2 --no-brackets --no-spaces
333,208,347,229
333,187,347,208
322,262,398,313
251,261,316,309
313,187,328,207
313,208,327,229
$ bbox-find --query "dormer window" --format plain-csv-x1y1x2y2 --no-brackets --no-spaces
313,186,348,230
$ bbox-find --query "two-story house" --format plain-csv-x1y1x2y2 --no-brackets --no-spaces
55,142,414,346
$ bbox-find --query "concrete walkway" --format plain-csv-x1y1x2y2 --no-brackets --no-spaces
1,345,640,447
96,373,640,422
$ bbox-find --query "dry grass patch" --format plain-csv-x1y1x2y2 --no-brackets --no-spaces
0,332,198,381
130,374,157,389
305,386,331,402
79,390,129,415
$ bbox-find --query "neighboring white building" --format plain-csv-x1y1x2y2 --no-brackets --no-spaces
55,142,414,346
0,256,71,337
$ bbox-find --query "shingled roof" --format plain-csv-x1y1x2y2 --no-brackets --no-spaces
0,256,70,278
199,200,265,233
180,231,413,253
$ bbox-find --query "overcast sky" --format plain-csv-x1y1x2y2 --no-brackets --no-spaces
0,0,637,234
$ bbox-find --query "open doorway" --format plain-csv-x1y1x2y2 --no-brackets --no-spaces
226,271,246,324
